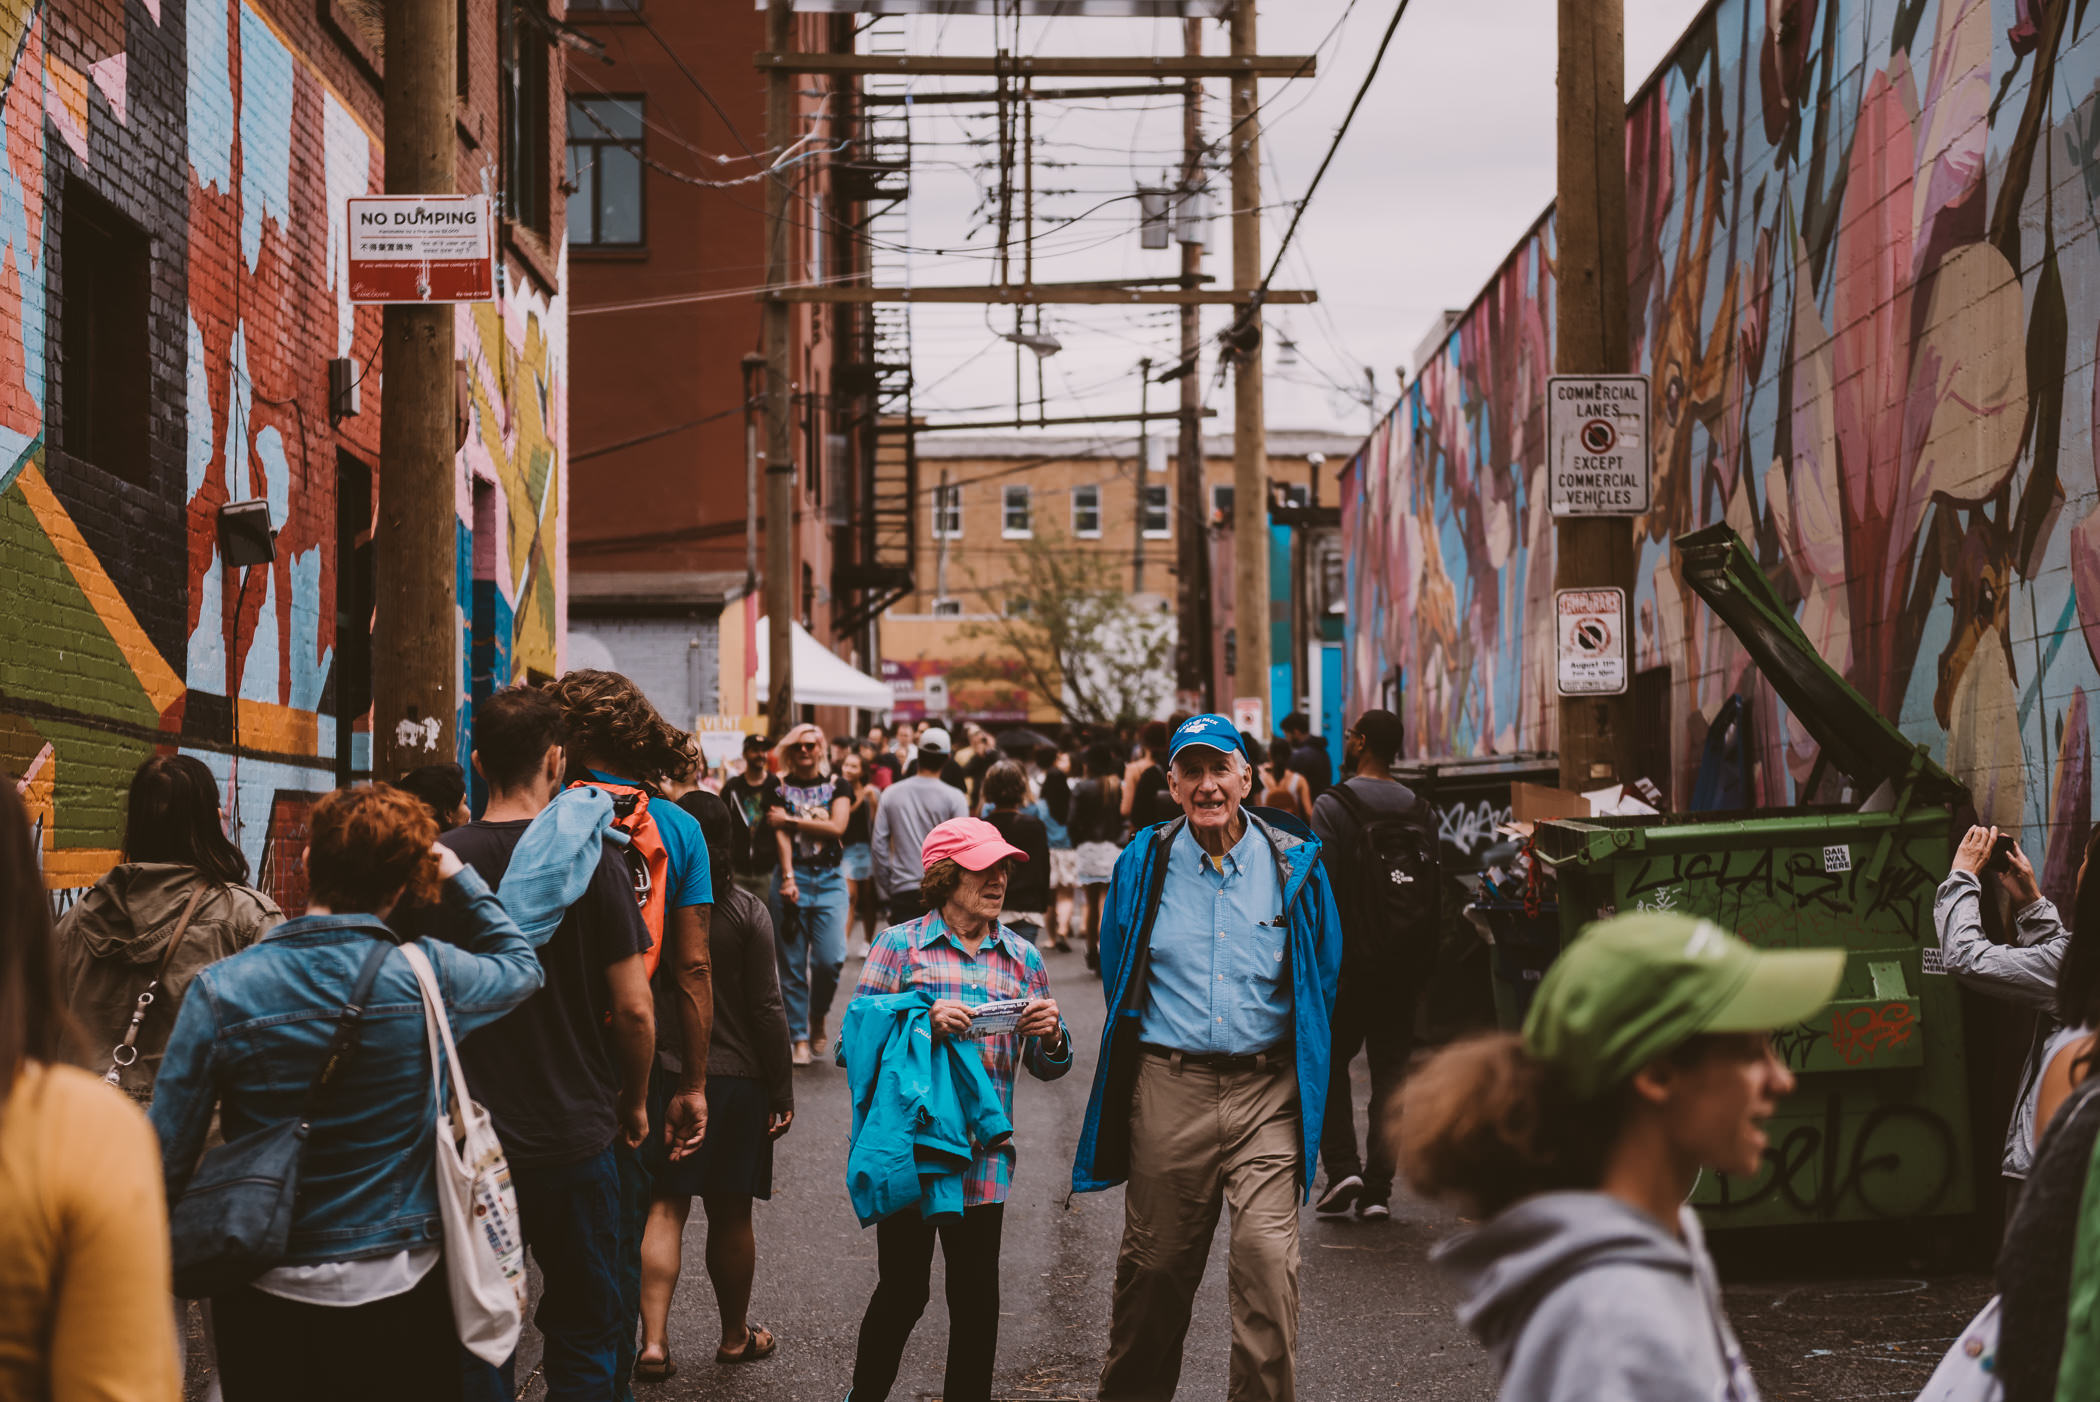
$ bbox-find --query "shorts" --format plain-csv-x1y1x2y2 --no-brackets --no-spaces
840,842,874,880
644,1070,776,1200
1049,847,1080,889
1075,841,1121,886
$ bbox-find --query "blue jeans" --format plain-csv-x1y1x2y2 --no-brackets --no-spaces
462,1145,623,1402
770,863,849,1040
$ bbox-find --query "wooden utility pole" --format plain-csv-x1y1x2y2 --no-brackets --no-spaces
1175,20,1212,712
1555,0,1638,788
763,0,796,737
373,0,458,781
1134,357,1151,594
1229,0,1269,729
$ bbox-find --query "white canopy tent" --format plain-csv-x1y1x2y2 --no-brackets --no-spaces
753,618,894,712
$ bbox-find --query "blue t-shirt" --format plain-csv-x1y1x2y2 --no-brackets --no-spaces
587,770,713,909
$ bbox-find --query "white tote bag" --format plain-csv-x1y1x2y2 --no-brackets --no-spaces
399,943,527,1365
1916,1294,2003,1402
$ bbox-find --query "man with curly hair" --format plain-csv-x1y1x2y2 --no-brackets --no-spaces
545,670,715,1401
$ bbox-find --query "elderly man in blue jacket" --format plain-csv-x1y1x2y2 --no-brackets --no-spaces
1072,714,1343,1402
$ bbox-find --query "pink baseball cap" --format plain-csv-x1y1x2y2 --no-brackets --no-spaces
921,816,1029,872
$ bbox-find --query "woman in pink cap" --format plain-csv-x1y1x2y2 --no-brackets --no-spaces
844,816,1072,1402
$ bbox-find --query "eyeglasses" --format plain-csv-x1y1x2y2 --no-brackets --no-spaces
788,741,820,752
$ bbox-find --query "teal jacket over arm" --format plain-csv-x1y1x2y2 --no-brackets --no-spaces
838,988,1014,1226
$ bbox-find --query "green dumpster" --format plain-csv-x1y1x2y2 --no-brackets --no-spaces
1535,523,1974,1230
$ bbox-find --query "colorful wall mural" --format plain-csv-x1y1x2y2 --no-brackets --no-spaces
0,0,565,913
1343,0,2100,887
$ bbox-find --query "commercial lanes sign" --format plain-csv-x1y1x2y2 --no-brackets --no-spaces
1547,374,1649,515
347,194,494,304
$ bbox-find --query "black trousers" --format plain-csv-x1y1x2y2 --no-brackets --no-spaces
1321,953,1418,1199
851,1202,1005,1402
216,1264,460,1402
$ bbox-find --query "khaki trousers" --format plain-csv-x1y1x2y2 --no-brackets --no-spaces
1099,1052,1302,1402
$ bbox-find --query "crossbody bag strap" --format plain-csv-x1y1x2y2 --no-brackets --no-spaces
104,884,211,1086
297,938,395,1128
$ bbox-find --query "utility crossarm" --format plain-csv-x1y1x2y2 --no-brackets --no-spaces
757,53,1315,78
915,407,1217,432
767,285,1315,305
858,82,1192,105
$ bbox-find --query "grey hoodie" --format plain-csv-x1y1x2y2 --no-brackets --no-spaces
1434,1192,1759,1402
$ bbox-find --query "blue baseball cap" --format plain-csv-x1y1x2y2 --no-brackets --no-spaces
1168,713,1248,764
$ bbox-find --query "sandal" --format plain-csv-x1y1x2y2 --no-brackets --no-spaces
716,1325,777,1365
633,1352,676,1383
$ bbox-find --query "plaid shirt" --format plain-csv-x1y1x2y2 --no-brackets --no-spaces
853,912,1072,1206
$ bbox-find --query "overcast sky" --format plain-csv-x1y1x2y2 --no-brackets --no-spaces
881,0,1709,437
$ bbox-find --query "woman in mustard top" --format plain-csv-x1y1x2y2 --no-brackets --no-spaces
0,777,180,1401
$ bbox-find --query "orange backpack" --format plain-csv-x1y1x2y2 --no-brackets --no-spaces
570,779,670,978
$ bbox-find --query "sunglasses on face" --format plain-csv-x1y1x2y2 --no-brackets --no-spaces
788,741,820,752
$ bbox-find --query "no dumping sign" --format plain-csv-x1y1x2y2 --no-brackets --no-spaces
1555,588,1627,696
347,194,494,304
1548,375,1650,515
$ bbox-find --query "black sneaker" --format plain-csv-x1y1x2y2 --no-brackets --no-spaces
1358,1197,1390,1222
1315,1174,1363,1218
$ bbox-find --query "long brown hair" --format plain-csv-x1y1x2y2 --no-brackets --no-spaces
0,779,77,1104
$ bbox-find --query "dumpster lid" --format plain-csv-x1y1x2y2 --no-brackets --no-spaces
1675,524,1963,802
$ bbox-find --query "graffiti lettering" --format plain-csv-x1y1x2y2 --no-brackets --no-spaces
1435,799,1510,858
1706,1094,1956,1220
1769,1023,1821,1071
1829,1003,1916,1065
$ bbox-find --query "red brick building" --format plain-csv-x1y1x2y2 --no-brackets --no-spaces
564,3,878,735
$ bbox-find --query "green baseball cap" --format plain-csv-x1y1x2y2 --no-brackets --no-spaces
1522,911,1846,1098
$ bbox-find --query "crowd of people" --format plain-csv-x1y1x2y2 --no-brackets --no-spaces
6,683,2100,1402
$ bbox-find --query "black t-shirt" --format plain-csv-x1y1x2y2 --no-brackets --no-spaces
988,810,1052,911
1133,764,1178,828
722,771,783,873
766,773,858,869
432,820,651,1167
844,792,873,846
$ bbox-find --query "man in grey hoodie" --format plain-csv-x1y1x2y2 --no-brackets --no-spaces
1399,912,1844,1402
869,726,967,927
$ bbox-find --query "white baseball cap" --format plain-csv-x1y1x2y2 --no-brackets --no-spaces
916,726,953,755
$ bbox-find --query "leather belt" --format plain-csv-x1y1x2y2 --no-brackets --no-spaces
1140,1042,1289,1074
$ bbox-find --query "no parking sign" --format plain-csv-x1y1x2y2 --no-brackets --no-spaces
1555,588,1627,696
1548,375,1649,515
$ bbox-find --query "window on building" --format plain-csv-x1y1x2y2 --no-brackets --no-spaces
932,598,964,618
506,2,552,234
1276,482,1311,508
932,482,963,539
566,96,644,247
1006,596,1033,617
1142,484,1171,539
1002,484,1032,538
57,177,150,482
1072,484,1101,538
1210,482,1233,524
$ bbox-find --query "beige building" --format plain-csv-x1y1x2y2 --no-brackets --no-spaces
880,430,1362,724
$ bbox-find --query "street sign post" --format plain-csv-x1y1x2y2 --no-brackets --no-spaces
1231,695,1264,738
1547,374,1649,515
1555,587,1627,696
347,194,494,304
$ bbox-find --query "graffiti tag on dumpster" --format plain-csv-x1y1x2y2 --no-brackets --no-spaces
1829,1004,1916,1065
1705,1093,1956,1220
1621,843,1936,938
1435,799,1510,858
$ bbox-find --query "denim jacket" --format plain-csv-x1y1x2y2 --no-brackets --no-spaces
150,869,543,1263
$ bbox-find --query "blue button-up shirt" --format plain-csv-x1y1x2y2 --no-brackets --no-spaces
1139,819,1291,1054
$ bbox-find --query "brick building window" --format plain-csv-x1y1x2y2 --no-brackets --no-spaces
1142,484,1171,539
57,177,150,483
932,482,962,539
1002,485,1032,538
506,2,552,234
932,598,963,617
568,97,644,247
1072,484,1100,538
1210,482,1233,524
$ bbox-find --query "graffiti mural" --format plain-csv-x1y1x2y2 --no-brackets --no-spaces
0,0,566,912
1344,0,2100,869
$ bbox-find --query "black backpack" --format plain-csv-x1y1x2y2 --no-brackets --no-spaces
1326,781,1440,963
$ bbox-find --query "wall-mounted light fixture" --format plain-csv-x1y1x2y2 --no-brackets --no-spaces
216,500,277,569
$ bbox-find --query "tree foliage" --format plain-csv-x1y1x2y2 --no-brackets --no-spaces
951,529,1173,728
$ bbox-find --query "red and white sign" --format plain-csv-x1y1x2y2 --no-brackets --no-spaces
347,194,494,304
1555,588,1627,696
